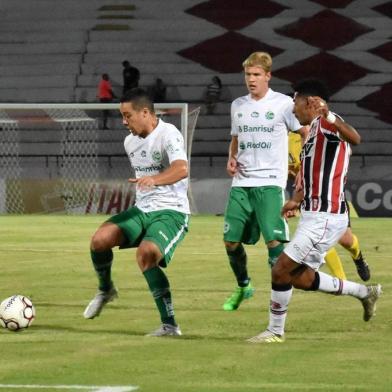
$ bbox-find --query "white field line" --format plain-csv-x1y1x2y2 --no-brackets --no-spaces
0,246,227,256
0,385,138,392
0,246,390,261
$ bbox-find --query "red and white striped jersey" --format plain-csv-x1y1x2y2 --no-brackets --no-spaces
300,115,351,214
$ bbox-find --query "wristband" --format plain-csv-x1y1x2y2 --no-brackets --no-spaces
326,112,336,124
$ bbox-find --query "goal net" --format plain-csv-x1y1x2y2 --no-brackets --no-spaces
0,103,200,214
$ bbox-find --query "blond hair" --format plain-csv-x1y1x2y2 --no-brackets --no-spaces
242,52,272,73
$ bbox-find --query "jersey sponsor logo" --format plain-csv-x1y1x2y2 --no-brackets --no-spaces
152,150,161,162
265,111,274,120
240,141,272,149
133,164,164,173
238,125,274,133
251,111,259,118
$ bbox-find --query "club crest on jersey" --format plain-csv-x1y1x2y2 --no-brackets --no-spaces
265,111,274,120
141,150,147,158
152,150,161,162
223,222,230,233
251,111,259,118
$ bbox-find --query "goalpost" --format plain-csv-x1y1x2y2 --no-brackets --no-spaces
0,103,200,214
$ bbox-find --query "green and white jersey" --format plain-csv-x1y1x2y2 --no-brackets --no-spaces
124,119,190,214
231,89,302,188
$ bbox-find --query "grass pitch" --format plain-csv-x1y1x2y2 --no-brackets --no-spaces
0,215,391,391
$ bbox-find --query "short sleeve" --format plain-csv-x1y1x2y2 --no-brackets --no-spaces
282,100,302,133
164,128,187,163
230,101,239,136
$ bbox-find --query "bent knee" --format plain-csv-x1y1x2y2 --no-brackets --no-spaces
224,241,241,252
137,241,162,271
90,223,123,252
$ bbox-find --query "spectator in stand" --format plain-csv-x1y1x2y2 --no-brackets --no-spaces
97,73,116,130
122,60,140,94
149,78,167,102
204,76,222,115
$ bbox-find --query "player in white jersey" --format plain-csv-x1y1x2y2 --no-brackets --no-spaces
84,88,189,337
222,52,307,311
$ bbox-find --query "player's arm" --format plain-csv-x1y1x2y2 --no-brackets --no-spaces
309,97,361,145
298,125,309,145
282,189,304,219
227,136,238,177
129,159,188,189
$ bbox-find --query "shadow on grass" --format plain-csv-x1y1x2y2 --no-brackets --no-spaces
30,324,241,341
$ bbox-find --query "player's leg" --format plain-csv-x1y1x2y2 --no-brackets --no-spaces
142,210,188,336
84,207,144,319
84,222,124,319
223,188,257,311
339,227,370,281
287,215,380,321
248,212,381,343
324,247,347,279
250,186,288,267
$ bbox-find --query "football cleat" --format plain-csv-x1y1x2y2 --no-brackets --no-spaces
223,283,254,311
146,323,182,337
247,329,285,343
359,284,382,321
83,287,118,319
353,252,371,281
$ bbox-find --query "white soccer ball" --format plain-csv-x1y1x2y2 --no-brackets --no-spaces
0,295,35,331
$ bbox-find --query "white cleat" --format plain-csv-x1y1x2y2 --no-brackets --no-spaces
146,323,182,337
83,287,118,319
247,329,285,343
360,284,382,322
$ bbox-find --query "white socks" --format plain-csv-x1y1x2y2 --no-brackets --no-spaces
268,287,293,335
317,271,368,298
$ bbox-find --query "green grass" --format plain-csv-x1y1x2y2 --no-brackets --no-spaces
0,215,391,391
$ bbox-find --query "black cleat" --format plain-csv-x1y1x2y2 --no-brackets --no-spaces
353,251,371,281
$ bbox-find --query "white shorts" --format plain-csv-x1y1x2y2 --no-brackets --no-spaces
284,211,348,270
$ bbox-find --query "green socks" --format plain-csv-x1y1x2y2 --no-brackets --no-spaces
90,249,113,292
268,243,284,268
143,266,176,326
226,244,250,287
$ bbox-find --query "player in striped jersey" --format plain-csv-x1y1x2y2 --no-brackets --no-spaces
288,132,370,281
248,79,381,343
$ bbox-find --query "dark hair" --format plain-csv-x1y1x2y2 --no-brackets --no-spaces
213,76,222,87
122,60,130,67
120,88,154,113
293,79,330,102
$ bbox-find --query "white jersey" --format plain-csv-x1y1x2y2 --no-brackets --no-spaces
124,119,190,214
231,89,302,188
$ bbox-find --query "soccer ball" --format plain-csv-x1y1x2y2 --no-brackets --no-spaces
0,295,35,331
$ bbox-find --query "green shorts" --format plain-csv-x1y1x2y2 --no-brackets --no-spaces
108,207,189,267
223,186,289,245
